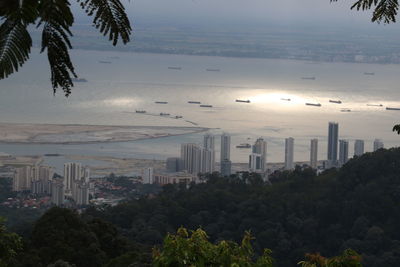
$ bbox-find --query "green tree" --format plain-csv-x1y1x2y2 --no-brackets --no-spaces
298,249,362,267
0,217,22,267
0,0,131,96
152,227,274,267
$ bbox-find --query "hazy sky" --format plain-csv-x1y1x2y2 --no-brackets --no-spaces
127,0,374,26
72,0,400,31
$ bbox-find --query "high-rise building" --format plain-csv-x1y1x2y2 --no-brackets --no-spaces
249,153,263,172
72,181,89,205
339,140,349,167
249,138,267,172
220,133,232,176
51,179,65,206
373,139,384,151
220,159,232,176
203,134,215,150
354,140,365,157
310,139,318,169
64,163,82,191
202,134,215,173
200,149,214,173
181,144,202,174
327,122,339,167
142,167,154,184
13,166,32,192
284,137,294,170
220,133,231,162
166,157,184,172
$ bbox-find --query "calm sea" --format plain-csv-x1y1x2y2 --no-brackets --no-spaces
1,49,399,170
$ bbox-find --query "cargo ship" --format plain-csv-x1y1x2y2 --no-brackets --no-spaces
364,72,375,75
341,109,351,112
301,77,316,80
236,143,251,148
99,61,112,64
135,110,146,113
386,107,400,111
155,101,168,104
168,67,182,70
281,98,291,101
367,104,383,107
206,69,220,72
236,99,251,103
306,103,322,107
160,113,170,116
188,101,201,104
329,100,342,104
200,104,213,108
175,116,183,119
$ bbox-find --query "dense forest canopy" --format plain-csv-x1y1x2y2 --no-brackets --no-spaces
1,148,399,266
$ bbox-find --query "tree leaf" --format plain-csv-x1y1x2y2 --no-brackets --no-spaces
0,19,32,80
77,0,132,45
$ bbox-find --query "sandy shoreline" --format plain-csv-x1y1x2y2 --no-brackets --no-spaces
0,123,209,144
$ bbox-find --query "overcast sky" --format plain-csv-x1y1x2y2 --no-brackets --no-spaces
74,0,400,30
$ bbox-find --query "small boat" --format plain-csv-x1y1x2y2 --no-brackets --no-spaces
301,77,316,80
364,72,375,75
188,101,201,104
200,104,213,108
99,61,112,64
281,98,291,101
135,110,146,113
206,69,220,72
71,78,88,82
306,103,322,107
341,109,351,112
155,101,168,104
160,113,170,116
236,99,251,103
367,104,383,107
329,100,342,104
386,107,400,111
168,67,182,70
236,143,251,149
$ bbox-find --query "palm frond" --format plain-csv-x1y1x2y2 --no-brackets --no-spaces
38,0,76,96
0,19,32,80
393,124,400,134
331,0,399,23
77,0,132,45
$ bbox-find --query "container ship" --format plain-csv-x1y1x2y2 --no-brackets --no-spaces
306,103,322,107
236,143,251,148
